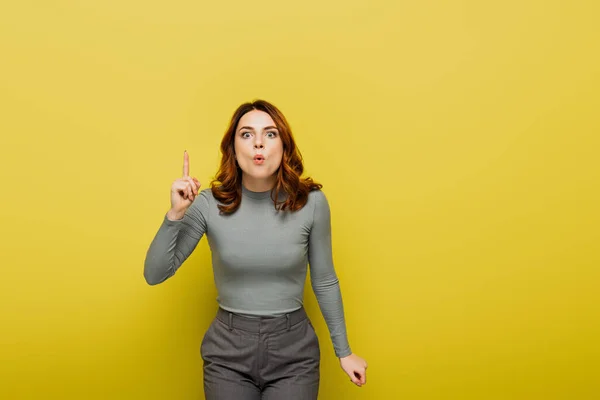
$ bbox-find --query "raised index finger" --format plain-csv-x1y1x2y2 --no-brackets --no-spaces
183,150,189,177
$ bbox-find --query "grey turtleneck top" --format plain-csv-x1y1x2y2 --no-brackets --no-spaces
143,184,352,358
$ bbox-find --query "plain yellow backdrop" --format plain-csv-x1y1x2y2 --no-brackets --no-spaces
1,1,599,399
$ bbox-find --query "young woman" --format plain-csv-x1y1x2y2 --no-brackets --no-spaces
144,99,367,399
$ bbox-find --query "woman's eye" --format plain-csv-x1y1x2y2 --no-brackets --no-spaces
266,131,277,138
241,132,251,138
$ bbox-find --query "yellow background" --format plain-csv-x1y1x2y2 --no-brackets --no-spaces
1,1,599,399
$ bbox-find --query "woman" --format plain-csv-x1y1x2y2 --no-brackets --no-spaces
144,99,368,399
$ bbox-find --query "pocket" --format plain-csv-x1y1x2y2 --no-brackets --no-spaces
200,318,216,356
201,317,249,362
266,318,321,371
306,319,321,355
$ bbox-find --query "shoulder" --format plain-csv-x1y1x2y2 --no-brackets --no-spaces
307,188,327,203
307,188,331,215
194,187,213,203
200,187,214,199
189,187,214,212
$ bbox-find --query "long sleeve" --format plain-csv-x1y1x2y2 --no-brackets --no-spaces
143,189,210,285
308,190,352,358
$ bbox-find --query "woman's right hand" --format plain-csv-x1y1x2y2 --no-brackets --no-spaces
167,151,201,220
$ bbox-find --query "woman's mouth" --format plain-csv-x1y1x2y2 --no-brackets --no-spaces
253,154,265,165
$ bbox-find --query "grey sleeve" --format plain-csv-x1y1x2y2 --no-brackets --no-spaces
308,190,352,358
143,189,210,285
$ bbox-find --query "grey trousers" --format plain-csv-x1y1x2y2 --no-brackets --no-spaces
200,306,320,399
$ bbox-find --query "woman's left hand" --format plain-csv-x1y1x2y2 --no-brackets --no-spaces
339,353,368,387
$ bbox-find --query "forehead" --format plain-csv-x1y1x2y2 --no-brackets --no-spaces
237,110,276,129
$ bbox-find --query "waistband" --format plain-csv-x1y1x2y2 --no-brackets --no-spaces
216,307,307,333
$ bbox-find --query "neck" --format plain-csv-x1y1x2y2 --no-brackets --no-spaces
241,173,276,192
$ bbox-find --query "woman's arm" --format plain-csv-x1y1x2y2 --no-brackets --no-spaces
308,189,368,387
307,190,352,358
143,189,210,285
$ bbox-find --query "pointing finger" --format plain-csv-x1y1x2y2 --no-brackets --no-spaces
183,150,189,177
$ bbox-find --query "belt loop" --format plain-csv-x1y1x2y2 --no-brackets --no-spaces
228,312,233,331
286,314,290,331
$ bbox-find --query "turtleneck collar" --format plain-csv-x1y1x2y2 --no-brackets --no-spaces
242,183,274,200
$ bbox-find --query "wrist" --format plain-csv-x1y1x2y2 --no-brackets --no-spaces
166,209,186,221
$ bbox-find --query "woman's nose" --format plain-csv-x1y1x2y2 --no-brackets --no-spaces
254,143,264,149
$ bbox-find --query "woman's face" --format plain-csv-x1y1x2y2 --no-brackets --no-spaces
234,109,284,186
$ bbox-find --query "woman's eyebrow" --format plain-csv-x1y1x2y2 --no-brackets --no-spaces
238,125,279,131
